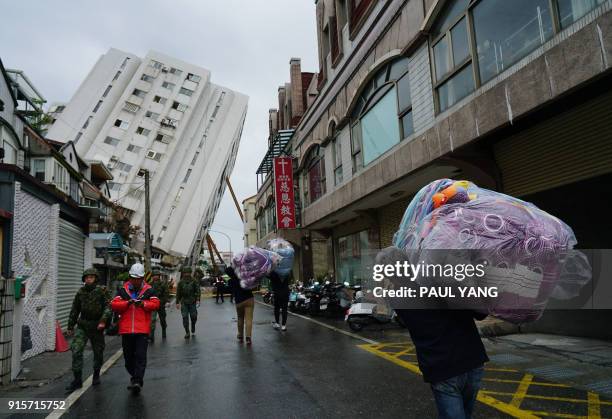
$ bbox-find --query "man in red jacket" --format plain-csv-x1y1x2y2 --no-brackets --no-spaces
111,263,159,394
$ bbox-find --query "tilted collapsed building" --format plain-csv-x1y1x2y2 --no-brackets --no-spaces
47,48,248,256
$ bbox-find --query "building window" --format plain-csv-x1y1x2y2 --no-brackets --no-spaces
112,71,121,81
187,73,201,83
33,159,46,181
137,169,146,178
114,119,129,129
161,81,175,90
136,127,151,136
191,151,200,165
115,161,132,173
120,57,130,69
103,136,120,146
472,0,553,84
331,124,343,185
153,95,167,104
349,56,411,167
108,182,121,191
169,68,183,76
141,74,154,83
146,150,162,161
150,60,163,69
74,132,83,142
145,111,160,120
172,101,188,112
335,228,380,285
155,133,171,144
211,105,221,118
82,117,92,129
175,187,184,201
179,87,194,97
93,100,103,113
303,145,326,205
133,89,147,99
557,0,605,28
157,226,167,243
183,169,192,183
127,144,142,153
430,0,573,112
102,85,112,98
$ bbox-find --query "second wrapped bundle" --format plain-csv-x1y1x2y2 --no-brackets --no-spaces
267,238,295,278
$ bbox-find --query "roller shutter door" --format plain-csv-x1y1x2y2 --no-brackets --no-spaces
494,90,612,197
56,219,85,328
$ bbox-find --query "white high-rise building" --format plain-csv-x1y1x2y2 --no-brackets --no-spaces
47,48,248,256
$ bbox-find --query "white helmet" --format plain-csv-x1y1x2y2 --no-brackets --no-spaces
129,263,145,278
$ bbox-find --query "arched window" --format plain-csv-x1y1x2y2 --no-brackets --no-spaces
302,145,326,205
350,56,412,169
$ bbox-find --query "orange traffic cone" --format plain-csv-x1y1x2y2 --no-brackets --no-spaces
55,321,69,352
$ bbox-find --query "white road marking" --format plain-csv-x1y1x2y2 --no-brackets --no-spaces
255,300,379,345
46,348,123,419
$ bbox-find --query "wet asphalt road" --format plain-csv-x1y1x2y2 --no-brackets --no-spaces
56,299,504,419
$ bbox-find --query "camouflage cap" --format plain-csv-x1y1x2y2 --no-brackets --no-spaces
82,268,99,281
151,268,162,276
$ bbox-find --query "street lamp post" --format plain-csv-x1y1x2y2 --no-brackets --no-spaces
208,229,232,261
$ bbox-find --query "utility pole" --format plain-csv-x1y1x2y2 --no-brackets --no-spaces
144,169,152,274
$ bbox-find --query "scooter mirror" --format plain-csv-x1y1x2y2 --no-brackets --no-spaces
325,280,330,285
343,281,349,286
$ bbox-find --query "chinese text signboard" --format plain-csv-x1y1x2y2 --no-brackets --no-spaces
273,156,296,229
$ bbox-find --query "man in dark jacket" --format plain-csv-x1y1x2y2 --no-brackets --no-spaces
226,266,254,344
269,271,290,331
396,308,488,418
149,269,170,341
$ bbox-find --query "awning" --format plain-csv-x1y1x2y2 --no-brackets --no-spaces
256,129,294,174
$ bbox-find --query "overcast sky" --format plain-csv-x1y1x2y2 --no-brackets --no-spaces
0,0,319,254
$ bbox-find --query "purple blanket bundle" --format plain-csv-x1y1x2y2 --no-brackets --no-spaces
392,179,590,324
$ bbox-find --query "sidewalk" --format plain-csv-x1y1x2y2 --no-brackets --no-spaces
0,334,122,392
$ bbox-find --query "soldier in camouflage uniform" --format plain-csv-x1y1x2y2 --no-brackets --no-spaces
175,266,200,339
65,268,112,392
149,269,171,341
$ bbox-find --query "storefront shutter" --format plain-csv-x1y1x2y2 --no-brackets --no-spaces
56,219,85,328
494,90,612,197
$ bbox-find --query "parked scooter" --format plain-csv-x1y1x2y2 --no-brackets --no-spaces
345,288,406,331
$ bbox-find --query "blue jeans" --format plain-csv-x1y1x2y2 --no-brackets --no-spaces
430,367,484,419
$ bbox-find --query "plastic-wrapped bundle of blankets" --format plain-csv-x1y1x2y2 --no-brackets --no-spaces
390,179,591,324
267,238,295,278
231,239,295,289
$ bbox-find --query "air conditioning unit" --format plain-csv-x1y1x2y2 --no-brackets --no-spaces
161,66,169,73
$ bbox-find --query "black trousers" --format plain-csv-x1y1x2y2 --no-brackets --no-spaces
122,334,149,384
215,286,224,303
274,292,289,325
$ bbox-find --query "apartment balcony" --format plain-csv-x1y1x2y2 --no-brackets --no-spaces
127,95,144,107
123,101,141,114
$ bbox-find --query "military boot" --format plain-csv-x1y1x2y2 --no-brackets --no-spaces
65,373,83,392
92,369,101,385
162,328,167,339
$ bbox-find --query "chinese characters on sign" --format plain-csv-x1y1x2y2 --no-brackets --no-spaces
273,156,296,229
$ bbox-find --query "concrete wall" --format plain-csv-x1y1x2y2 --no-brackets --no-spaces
11,182,59,360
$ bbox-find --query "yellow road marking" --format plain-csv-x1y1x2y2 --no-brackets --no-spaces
511,374,534,408
480,391,612,406
524,411,586,418
476,393,540,419
484,378,570,388
587,392,601,419
359,343,539,418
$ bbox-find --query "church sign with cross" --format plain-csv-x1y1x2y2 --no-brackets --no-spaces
273,156,296,229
